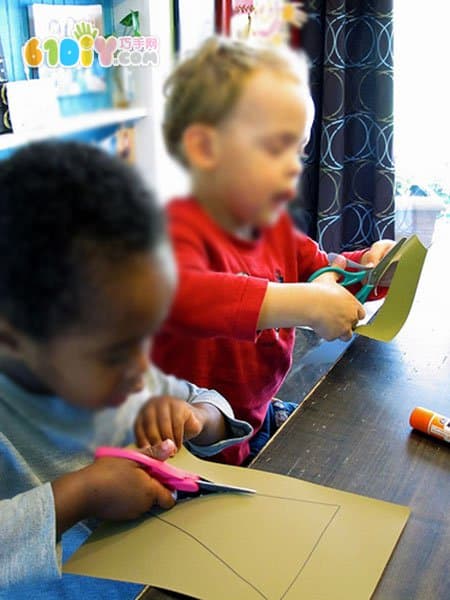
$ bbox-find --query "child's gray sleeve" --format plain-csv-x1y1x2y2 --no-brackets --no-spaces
0,483,60,587
146,366,253,457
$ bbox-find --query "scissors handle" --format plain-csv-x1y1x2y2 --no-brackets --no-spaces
95,447,200,492
355,284,374,303
308,266,367,287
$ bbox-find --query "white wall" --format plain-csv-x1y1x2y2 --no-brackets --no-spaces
113,0,189,203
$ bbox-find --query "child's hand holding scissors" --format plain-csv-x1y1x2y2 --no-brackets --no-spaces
361,239,397,268
51,450,175,536
310,239,404,303
95,447,255,498
360,239,398,286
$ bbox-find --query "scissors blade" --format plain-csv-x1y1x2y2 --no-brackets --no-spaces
198,480,256,495
327,253,368,271
366,237,407,286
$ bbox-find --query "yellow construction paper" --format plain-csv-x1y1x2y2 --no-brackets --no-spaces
65,447,410,600
356,235,428,341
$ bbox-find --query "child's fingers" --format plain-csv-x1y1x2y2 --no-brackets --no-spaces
147,439,177,460
330,254,347,269
342,304,365,340
137,404,171,446
357,303,366,320
170,404,190,449
135,397,200,451
135,419,150,447
155,402,176,446
362,249,378,267
150,478,176,510
339,329,354,342
183,410,203,441
363,240,396,267
314,255,347,285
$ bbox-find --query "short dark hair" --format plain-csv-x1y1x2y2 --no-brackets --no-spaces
0,140,165,340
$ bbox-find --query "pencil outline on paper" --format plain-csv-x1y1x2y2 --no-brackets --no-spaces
153,492,342,600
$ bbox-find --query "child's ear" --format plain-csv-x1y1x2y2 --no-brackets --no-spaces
0,319,23,359
182,124,220,171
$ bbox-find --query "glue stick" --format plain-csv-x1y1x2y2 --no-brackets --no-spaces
409,407,450,443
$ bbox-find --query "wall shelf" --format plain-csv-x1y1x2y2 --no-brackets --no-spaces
0,106,148,152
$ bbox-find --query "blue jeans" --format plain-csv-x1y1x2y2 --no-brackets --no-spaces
247,400,297,463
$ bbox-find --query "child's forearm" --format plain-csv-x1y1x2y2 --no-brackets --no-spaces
257,282,323,329
51,470,91,538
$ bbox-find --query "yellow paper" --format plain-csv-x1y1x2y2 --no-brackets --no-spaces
65,447,410,600
356,235,427,341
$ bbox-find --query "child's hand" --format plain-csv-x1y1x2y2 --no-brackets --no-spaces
361,239,396,267
81,456,175,519
361,239,397,286
313,254,347,284
307,280,366,341
258,253,365,339
134,395,206,450
51,454,175,535
308,254,365,340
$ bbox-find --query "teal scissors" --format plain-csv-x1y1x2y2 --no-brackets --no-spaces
307,238,406,303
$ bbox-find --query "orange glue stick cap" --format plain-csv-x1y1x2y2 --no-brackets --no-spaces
409,407,434,432
409,406,450,443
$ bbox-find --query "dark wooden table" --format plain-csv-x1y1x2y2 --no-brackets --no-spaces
140,220,450,600
253,221,450,599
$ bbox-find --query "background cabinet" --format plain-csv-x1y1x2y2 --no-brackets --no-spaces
0,0,197,201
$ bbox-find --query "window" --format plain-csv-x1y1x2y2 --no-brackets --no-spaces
394,1,450,245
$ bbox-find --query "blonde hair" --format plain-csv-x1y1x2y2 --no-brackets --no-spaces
163,37,311,166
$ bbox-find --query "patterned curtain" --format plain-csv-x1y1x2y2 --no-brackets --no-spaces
290,0,395,252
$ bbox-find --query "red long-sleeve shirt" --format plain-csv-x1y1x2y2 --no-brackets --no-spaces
153,198,367,465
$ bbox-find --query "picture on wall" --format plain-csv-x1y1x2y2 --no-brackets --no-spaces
228,1,306,44
27,3,106,97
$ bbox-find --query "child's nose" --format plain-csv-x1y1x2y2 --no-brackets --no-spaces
127,341,152,381
136,347,151,375
288,153,303,177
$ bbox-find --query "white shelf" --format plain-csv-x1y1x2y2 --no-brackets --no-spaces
0,106,148,151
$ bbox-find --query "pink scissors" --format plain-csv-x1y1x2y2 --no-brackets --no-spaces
95,446,256,497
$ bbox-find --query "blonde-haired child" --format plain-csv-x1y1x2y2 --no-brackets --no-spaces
152,37,395,465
